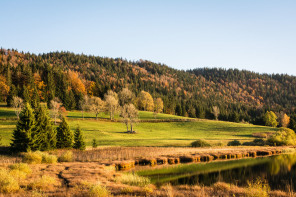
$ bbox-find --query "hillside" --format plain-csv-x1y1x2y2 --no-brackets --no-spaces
1,48,296,126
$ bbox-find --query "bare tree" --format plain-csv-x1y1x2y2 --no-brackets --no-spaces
12,96,23,119
212,106,220,120
79,95,90,119
118,88,134,106
89,97,105,120
50,98,62,124
105,90,119,120
121,104,138,133
154,97,164,118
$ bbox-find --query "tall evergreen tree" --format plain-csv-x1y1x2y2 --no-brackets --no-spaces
11,103,35,152
46,69,55,108
73,126,86,150
31,86,40,109
33,105,56,151
56,116,73,149
22,86,30,104
6,84,17,107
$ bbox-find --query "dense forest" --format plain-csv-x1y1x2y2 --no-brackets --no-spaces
1,48,296,128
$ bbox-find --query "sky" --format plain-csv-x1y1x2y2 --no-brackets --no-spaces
1,0,296,75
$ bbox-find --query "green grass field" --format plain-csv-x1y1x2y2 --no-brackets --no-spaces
0,105,278,147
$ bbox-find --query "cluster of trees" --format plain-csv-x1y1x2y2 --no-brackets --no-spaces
10,102,85,152
1,49,296,130
263,111,291,128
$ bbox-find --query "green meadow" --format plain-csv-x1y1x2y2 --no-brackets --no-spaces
0,105,278,147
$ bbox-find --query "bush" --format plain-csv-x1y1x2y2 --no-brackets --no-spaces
243,139,266,146
227,140,241,146
23,151,58,164
9,163,32,174
89,183,110,197
28,175,57,190
116,173,150,187
268,128,296,146
58,151,73,162
0,168,19,193
191,139,211,147
23,151,43,164
41,152,57,164
246,178,270,197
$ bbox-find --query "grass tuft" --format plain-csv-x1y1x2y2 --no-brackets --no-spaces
116,173,150,187
89,182,110,197
0,168,20,193
28,175,57,190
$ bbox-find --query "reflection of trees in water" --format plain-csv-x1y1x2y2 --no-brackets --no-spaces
170,154,296,191
269,154,296,175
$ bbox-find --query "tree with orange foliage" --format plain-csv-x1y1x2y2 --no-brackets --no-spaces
33,73,46,101
279,112,290,128
68,70,86,95
0,75,10,102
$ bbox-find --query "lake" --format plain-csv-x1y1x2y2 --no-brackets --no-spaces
136,153,296,191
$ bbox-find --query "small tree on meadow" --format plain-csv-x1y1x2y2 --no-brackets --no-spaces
121,104,138,133
11,103,35,152
73,126,86,150
154,97,164,118
92,139,98,148
89,96,105,120
12,96,23,119
118,87,134,106
50,98,61,124
79,95,90,119
56,116,73,149
105,90,119,120
212,106,220,120
264,111,278,127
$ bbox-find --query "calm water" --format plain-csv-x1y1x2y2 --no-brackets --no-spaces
137,153,296,190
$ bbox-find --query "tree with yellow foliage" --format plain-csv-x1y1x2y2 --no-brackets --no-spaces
68,70,86,95
0,75,10,102
154,97,164,118
138,91,154,111
279,112,290,128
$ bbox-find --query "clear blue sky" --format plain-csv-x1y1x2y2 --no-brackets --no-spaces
1,0,296,75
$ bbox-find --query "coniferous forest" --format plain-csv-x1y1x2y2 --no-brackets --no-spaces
1,48,296,129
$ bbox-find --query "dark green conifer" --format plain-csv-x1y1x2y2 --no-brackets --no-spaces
31,86,40,109
23,86,30,104
92,139,98,148
6,84,17,107
56,116,73,149
33,105,56,151
11,103,35,152
73,126,86,150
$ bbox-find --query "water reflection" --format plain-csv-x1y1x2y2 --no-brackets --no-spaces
137,153,296,191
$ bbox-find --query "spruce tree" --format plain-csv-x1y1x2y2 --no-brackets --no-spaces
73,126,86,150
31,86,40,109
33,105,56,151
11,103,35,152
56,116,73,149
23,86,30,104
6,84,17,107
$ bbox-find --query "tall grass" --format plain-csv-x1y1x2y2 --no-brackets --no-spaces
0,168,20,193
116,173,150,187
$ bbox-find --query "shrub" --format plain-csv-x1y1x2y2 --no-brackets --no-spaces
23,151,43,164
41,152,57,164
9,163,32,174
58,151,73,162
92,139,98,148
191,139,211,147
268,128,296,146
28,175,57,190
89,183,110,197
243,139,266,146
227,140,241,146
213,182,231,192
0,168,19,193
246,178,270,197
116,173,150,187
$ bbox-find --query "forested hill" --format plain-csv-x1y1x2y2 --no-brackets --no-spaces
0,48,296,125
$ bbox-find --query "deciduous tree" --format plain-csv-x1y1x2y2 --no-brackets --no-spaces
212,106,220,120
105,90,119,120
154,98,164,118
264,111,278,127
12,96,23,119
89,96,105,120
50,98,62,124
138,91,154,111
121,104,138,133
279,112,290,128
118,88,134,106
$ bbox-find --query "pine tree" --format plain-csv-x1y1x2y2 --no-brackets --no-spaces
31,86,40,109
6,84,17,107
33,105,56,151
11,103,35,152
23,86,30,104
56,116,73,149
92,139,98,148
73,126,86,150
46,69,55,108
